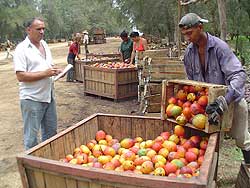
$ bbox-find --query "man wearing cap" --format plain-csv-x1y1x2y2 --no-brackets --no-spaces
179,13,250,163
119,31,133,63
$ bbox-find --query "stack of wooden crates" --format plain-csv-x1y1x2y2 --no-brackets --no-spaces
141,49,187,115
92,28,106,44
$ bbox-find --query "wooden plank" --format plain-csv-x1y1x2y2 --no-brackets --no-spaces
42,143,53,159
90,182,102,188
26,168,45,188
207,152,218,188
132,118,147,139
44,172,67,188
65,178,77,188
77,180,90,188
63,131,76,156
50,136,66,160
146,103,161,113
16,157,29,188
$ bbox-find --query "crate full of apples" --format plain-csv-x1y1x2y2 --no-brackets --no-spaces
60,127,208,178
91,62,135,69
161,79,234,133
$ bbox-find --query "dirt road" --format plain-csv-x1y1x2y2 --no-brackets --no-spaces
0,38,138,188
0,37,243,188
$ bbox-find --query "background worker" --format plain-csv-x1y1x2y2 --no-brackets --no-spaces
129,31,148,106
82,30,89,56
67,33,81,82
6,39,13,59
119,30,133,63
130,31,147,65
13,17,62,150
179,12,250,163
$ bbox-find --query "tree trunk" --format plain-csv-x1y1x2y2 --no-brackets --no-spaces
177,0,182,57
217,0,227,41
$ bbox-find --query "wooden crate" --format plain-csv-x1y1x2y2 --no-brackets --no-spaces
149,63,187,82
144,49,169,58
142,56,186,82
17,113,219,188
75,57,120,82
235,162,250,188
84,66,138,100
161,79,234,133
74,61,85,82
144,83,162,113
86,52,120,59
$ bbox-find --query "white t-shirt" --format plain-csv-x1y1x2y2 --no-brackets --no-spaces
83,34,89,44
14,37,54,103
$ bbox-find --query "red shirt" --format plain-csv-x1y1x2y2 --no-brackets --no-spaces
69,42,79,55
133,38,145,51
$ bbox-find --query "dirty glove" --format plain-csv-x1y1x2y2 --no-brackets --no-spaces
205,96,228,125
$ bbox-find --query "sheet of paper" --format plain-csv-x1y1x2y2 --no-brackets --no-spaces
54,64,73,81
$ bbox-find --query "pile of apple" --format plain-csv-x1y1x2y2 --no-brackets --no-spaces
82,56,117,61
166,85,209,129
60,128,208,178
91,62,135,69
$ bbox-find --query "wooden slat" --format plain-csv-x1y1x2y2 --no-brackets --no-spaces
132,118,146,139
63,131,76,156
90,182,102,188
50,136,66,160
65,178,78,188
26,168,45,188
44,172,67,188
78,180,90,188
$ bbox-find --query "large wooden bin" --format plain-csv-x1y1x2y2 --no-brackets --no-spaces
161,79,234,133
84,66,138,100
75,56,120,82
17,113,219,188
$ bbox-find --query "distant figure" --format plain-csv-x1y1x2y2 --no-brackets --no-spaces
67,33,81,82
119,31,133,63
6,39,13,59
82,30,89,55
130,31,147,65
13,17,62,150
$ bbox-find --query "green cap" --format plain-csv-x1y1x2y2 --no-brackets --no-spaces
179,13,208,28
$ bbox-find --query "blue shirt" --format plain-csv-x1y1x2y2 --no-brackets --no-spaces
183,33,246,103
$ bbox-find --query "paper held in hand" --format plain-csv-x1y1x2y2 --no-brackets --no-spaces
54,64,73,81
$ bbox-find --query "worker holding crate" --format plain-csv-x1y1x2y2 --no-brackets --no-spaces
179,13,250,163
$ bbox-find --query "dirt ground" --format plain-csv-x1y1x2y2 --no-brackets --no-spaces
0,37,244,188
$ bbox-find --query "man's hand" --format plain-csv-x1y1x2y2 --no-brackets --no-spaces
205,96,228,125
46,68,62,77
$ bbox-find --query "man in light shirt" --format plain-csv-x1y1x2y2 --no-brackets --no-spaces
82,30,89,55
13,17,62,150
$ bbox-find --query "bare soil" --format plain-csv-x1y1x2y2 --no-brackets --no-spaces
0,37,244,188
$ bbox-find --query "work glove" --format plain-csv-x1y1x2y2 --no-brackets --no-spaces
205,96,228,125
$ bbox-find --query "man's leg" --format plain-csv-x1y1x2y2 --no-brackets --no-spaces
67,57,74,82
41,97,57,142
20,99,44,150
229,98,250,163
